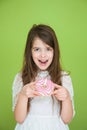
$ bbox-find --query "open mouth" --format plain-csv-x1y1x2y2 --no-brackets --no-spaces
38,60,48,65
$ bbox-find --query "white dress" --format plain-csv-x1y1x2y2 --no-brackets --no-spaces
12,71,75,130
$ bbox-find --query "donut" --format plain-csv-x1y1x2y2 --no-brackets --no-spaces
36,78,54,96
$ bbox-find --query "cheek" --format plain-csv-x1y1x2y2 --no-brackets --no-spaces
32,52,35,61
32,52,39,62
49,52,54,59
32,52,36,58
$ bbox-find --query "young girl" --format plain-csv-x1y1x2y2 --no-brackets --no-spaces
12,24,75,130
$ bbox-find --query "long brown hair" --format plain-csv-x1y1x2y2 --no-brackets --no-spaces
22,24,62,86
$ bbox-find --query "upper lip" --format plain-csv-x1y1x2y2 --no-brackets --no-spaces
38,59,48,63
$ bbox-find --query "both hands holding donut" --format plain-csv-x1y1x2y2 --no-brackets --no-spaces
20,78,70,101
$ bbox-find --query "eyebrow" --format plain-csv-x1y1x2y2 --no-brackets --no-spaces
32,46,39,49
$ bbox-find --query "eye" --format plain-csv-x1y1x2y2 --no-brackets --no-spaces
46,47,53,51
33,47,40,51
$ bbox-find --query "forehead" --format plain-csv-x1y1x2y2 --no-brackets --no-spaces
32,37,50,47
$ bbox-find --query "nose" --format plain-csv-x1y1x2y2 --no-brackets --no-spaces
41,50,46,58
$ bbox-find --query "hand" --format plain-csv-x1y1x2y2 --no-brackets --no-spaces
52,83,70,101
20,81,41,98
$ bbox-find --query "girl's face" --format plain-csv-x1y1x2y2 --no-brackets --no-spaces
32,37,54,71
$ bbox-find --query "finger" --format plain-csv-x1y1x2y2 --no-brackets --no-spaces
53,83,61,89
26,90,41,98
53,90,58,95
29,81,36,87
28,82,36,90
33,91,41,96
52,90,60,97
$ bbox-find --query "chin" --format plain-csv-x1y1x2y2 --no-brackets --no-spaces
39,67,48,71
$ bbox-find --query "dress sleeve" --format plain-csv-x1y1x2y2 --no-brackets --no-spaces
12,73,23,111
61,72,75,116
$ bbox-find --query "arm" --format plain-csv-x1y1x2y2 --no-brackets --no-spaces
14,82,40,123
14,92,28,124
60,90,73,124
53,85,73,124
53,73,75,124
12,77,40,124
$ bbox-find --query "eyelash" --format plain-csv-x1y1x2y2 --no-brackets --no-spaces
33,47,53,52
34,48,40,51
47,48,51,51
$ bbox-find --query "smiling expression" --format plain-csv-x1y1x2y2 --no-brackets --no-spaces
32,37,54,71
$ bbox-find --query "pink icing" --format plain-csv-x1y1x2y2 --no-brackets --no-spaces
36,78,54,96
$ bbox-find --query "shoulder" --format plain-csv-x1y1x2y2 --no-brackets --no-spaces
61,71,74,96
12,72,23,91
13,72,22,83
61,71,72,82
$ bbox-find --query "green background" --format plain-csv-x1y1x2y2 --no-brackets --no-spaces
0,0,87,130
